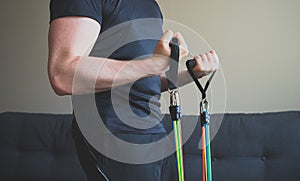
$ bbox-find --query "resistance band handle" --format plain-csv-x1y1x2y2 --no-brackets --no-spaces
186,59,216,99
186,59,196,70
186,59,206,98
166,37,180,90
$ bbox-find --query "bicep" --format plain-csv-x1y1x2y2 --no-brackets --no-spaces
48,17,101,64
47,17,101,95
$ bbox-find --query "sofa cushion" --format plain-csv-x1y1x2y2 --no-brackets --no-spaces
0,112,87,181
161,111,300,181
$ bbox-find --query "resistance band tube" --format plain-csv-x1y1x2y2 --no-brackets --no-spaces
203,109,212,181
186,59,216,181
173,119,184,181
202,126,207,181
167,38,185,181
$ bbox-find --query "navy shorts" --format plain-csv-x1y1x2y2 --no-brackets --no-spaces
72,120,177,181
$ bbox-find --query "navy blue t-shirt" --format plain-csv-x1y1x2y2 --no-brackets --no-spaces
50,0,165,134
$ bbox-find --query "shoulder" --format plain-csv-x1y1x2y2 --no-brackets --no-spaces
50,0,103,25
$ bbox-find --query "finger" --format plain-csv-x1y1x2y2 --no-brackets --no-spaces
206,52,214,62
161,30,173,44
212,51,219,65
194,55,201,62
206,52,211,62
208,50,219,71
209,50,219,62
200,53,208,63
173,32,189,58
209,49,216,54
173,32,188,51
194,55,204,68
194,55,208,74
173,32,184,45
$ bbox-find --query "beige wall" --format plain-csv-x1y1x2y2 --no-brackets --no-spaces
0,0,72,113
0,0,299,114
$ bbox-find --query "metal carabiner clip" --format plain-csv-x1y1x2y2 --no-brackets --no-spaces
168,88,180,106
200,98,209,113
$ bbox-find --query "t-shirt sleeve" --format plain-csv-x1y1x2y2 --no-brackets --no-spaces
50,0,103,25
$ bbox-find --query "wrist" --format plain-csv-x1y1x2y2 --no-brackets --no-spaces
146,56,168,76
194,69,205,79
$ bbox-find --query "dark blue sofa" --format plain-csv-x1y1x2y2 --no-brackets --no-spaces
0,111,300,181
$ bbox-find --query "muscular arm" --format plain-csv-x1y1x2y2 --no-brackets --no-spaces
48,17,168,95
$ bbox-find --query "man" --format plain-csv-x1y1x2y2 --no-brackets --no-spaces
48,0,219,180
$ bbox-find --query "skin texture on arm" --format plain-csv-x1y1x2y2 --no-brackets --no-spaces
48,16,219,96
48,17,171,96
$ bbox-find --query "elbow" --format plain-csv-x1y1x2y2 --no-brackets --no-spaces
48,55,78,96
49,74,70,96
48,67,72,96
48,55,81,96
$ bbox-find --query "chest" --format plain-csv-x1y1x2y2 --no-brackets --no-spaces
101,0,162,31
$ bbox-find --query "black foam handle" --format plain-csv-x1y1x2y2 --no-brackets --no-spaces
166,37,180,90
186,59,196,69
186,58,217,99
170,37,179,46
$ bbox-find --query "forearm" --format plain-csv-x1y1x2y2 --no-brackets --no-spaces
49,55,159,95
